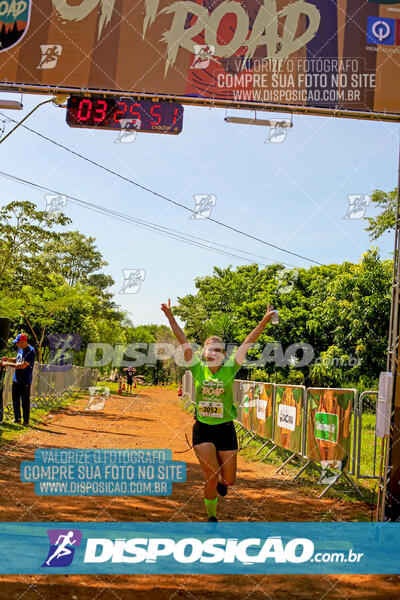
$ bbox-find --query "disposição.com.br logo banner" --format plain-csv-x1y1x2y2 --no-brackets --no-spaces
1,523,399,575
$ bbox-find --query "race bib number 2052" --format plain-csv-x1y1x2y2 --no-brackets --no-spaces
198,401,224,418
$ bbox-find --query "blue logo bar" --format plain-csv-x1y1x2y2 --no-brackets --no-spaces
0,523,399,574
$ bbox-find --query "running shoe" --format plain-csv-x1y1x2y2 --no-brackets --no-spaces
208,516,218,522
217,482,228,496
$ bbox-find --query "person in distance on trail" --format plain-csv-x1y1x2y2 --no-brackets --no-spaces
123,365,136,395
161,298,276,522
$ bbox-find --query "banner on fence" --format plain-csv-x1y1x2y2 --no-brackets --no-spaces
250,382,274,440
306,388,354,472
241,382,256,431
273,385,304,453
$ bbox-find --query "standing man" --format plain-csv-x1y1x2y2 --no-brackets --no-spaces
2,333,35,426
123,365,136,395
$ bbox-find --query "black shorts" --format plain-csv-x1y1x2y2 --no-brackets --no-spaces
126,375,133,385
192,419,238,451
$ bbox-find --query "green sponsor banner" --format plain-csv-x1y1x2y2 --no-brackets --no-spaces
307,389,354,472
314,412,338,444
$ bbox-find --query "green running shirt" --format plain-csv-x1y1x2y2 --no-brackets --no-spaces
188,352,241,425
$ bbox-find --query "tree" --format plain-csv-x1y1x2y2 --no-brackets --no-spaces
0,201,126,365
364,188,397,239
308,249,391,385
123,324,177,383
37,231,112,289
0,201,70,288
173,251,392,390
3,276,86,362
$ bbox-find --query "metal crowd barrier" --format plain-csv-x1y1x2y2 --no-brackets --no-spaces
181,371,372,499
1,364,99,419
356,390,379,480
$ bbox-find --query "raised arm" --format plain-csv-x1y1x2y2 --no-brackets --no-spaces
161,299,193,363
235,304,276,366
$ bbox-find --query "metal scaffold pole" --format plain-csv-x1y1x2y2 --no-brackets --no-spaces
377,136,400,521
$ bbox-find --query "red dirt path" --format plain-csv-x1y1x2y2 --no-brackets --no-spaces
0,387,398,599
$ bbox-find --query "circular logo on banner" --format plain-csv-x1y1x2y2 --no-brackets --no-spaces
372,20,392,41
0,0,31,52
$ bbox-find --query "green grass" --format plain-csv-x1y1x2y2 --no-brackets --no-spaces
0,392,81,446
357,413,380,480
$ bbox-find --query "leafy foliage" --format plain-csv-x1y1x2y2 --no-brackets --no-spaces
0,201,70,289
0,201,123,364
364,188,397,240
174,250,391,390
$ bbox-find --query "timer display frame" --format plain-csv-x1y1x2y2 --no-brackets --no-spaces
66,96,184,135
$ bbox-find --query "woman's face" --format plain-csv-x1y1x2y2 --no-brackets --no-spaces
203,341,225,366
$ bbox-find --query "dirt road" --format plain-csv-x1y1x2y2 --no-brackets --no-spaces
0,387,398,599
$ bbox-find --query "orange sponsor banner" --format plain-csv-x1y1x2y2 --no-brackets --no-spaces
240,382,255,431
250,382,274,440
273,385,304,453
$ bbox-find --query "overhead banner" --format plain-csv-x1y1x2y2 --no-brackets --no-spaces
0,0,400,118
306,388,354,472
273,385,304,453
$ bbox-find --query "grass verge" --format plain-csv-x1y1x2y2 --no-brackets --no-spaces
0,391,82,446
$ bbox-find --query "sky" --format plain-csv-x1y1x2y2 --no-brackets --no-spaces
0,92,398,326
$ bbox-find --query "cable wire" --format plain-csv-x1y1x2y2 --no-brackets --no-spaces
0,169,302,268
0,112,323,266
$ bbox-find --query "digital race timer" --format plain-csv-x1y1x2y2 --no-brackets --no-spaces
66,96,184,134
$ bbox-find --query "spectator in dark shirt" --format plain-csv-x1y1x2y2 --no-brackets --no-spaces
2,333,35,426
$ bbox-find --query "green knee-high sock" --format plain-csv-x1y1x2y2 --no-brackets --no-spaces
204,497,218,518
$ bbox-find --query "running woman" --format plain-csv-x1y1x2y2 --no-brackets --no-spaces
161,298,276,522
123,366,136,395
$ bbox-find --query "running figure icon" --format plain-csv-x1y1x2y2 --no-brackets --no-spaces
45,531,77,566
37,45,62,69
